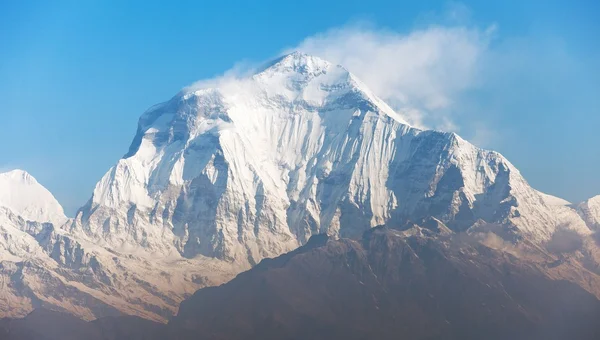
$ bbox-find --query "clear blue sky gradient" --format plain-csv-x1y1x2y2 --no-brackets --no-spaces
1,0,599,215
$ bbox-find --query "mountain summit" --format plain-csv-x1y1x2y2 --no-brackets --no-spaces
0,170,66,225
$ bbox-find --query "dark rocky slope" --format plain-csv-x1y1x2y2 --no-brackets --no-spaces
171,227,600,340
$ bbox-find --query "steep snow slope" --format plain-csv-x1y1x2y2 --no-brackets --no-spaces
0,170,66,225
74,52,593,268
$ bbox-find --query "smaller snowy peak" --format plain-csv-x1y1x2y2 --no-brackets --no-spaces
0,169,67,225
1,169,35,184
578,195,600,230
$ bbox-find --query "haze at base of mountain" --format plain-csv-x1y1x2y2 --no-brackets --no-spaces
0,309,165,340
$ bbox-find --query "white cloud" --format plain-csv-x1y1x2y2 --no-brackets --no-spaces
289,23,496,130
182,18,497,135
184,16,576,155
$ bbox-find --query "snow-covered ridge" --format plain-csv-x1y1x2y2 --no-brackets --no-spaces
0,170,67,225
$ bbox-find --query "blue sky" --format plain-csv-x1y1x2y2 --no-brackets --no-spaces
1,0,599,215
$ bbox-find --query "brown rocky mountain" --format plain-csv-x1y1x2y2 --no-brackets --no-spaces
4,226,599,340
170,227,600,340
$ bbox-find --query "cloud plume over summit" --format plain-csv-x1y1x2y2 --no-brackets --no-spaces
293,23,494,130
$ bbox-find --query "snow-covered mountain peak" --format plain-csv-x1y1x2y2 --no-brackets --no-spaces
0,169,66,225
255,52,406,123
578,195,600,229
588,195,600,205
1,169,35,184
161,52,409,131
257,51,333,77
